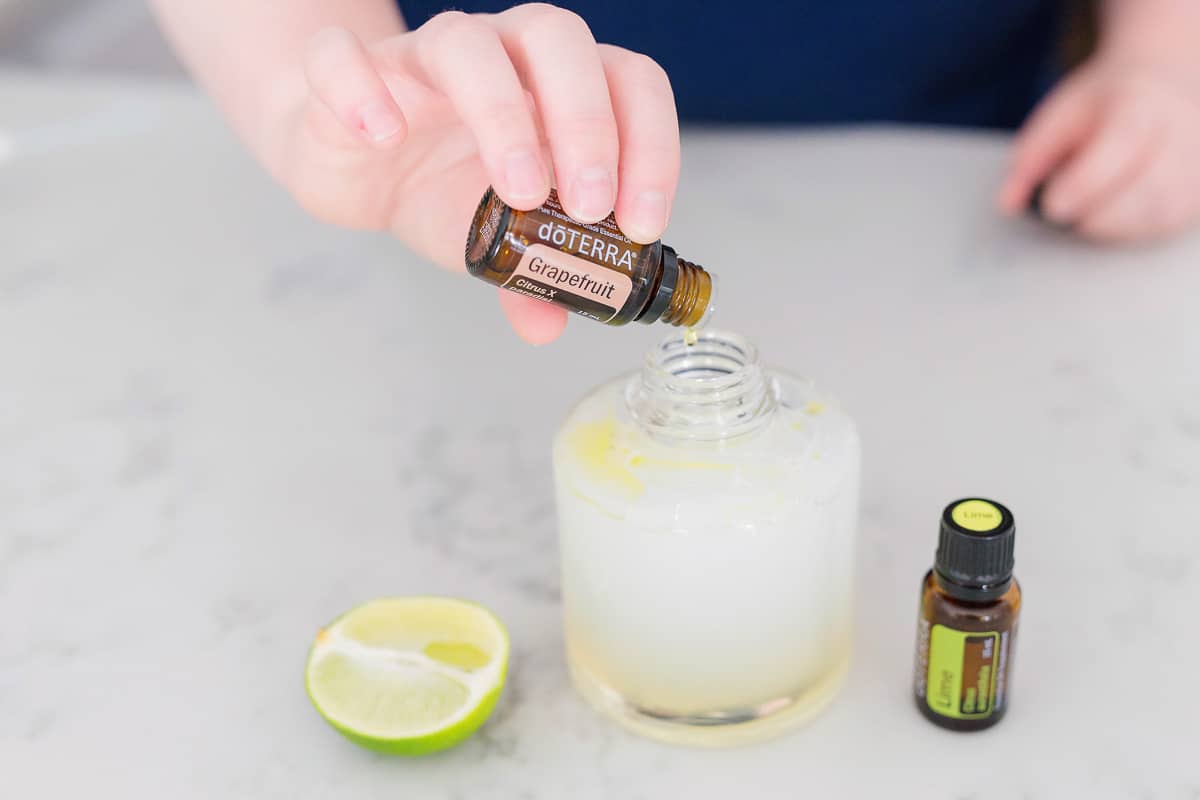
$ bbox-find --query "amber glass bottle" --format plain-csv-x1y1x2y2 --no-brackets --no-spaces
464,188,715,327
913,499,1021,732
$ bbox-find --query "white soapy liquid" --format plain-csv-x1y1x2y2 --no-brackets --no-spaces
552,376,859,744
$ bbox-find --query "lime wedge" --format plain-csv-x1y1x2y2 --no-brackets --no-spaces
305,597,509,755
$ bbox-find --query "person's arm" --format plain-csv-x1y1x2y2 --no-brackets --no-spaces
149,0,406,181
999,0,1200,242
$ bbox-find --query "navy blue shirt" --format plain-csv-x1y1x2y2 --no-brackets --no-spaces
399,1,1063,128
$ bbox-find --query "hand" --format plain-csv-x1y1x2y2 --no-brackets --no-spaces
998,56,1200,243
276,4,680,342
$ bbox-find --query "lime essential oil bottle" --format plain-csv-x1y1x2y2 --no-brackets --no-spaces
913,498,1021,732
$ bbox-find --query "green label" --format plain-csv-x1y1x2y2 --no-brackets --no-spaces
926,625,1000,719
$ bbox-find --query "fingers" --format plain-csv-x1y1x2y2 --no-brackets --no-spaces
998,75,1097,214
377,6,675,234
1039,101,1161,225
600,45,680,243
1077,134,1200,243
1005,67,1200,243
495,4,620,222
304,27,407,147
401,11,550,209
497,290,568,344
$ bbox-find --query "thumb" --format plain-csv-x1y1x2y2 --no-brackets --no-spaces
302,27,408,147
997,73,1099,214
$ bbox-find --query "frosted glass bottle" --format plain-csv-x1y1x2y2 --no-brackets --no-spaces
552,330,860,746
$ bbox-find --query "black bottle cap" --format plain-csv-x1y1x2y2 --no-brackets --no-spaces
935,498,1016,600
464,187,511,276
636,244,679,324
1027,180,1071,230
1027,181,1047,218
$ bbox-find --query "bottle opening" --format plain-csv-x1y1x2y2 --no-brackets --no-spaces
693,272,718,329
625,329,777,441
659,258,716,328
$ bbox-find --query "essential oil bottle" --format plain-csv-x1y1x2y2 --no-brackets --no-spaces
464,188,716,327
913,499,1021,732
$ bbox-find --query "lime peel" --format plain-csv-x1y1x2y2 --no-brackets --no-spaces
305,597,509,755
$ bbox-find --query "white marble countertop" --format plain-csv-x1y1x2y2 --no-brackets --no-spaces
3,72,1199,799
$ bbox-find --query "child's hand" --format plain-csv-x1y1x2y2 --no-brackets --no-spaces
998,56,1200,243
278,4,679,342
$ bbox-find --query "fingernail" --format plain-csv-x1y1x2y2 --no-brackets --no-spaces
359,102,403,142
504,150,548,203
570,167,614,221
626,190,668,242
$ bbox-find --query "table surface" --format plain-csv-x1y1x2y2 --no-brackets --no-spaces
3,72,1199,799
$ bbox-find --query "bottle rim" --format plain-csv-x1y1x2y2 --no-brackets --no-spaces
625,329,778,441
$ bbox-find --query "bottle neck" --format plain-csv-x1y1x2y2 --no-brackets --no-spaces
625,330,777,441
933,569,1012,603
661,256,715,327
635,246,717,328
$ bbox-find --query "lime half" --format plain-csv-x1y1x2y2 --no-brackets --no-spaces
305,597,509,755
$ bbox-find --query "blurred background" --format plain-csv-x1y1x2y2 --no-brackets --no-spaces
0,0,180,75
0,0,1100,78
